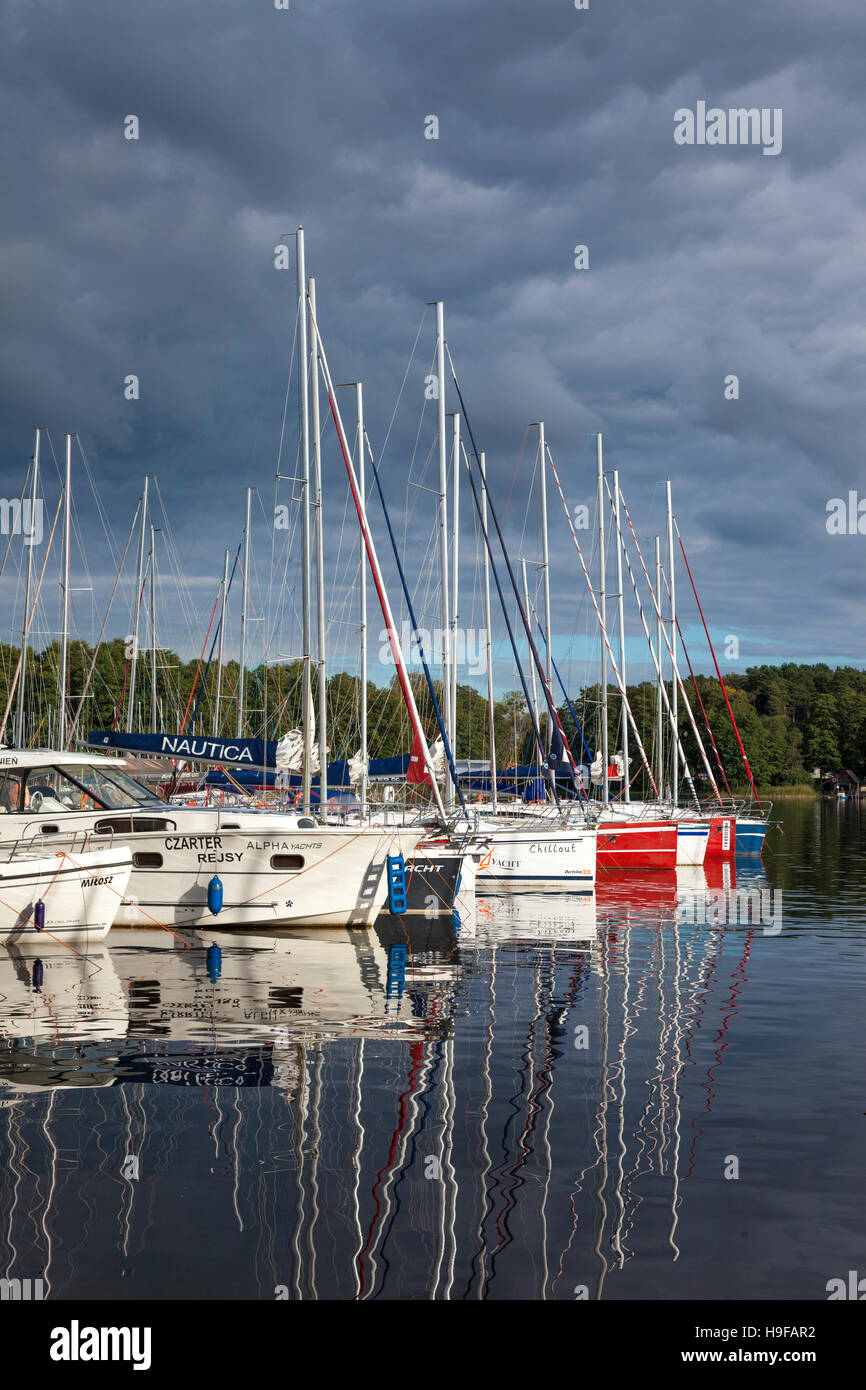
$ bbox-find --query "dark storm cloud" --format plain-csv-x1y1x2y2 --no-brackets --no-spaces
1,0,864,686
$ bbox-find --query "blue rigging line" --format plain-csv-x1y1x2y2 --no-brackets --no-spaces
445,356,586,805
365,432,467,815
533,617,593,762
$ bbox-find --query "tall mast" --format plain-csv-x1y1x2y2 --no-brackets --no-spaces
434,301,452,807
614,489,709,807
612,469,629,802
356,383,368,818
237,485,252,738
546,447,661,801
126,474,149,731
666,480,677,803
308,277,328,809
655,537,663,797
449,411,460,760
597,434,609,806
297,227,313,814
538,422,553,746
480,450,497,811
310,305,447,818
214,547,229,736
149,524,157,733
58,434,73,749
15,430,39,746
607,476,703,806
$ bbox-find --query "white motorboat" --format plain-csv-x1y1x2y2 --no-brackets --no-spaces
0,749,422,929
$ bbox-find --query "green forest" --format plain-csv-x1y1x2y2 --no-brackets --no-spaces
0,639,861,791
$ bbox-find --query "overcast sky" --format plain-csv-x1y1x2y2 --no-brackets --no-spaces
2,0,865,699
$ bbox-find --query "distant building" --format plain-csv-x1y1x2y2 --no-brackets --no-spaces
821,769,861,799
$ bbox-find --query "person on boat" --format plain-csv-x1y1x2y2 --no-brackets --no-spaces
0,776,29,813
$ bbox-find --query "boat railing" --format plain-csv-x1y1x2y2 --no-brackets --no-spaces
3,827,97,862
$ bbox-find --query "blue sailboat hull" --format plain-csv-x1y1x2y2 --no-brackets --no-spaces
735,819,767,855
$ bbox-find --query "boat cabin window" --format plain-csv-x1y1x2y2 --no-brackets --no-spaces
0,773,28,813
14,763,168,815
94,817,175,835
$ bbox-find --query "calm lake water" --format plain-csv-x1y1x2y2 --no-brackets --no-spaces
1,799,864,1301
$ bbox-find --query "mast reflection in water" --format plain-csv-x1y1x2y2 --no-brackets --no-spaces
1,801,864,1300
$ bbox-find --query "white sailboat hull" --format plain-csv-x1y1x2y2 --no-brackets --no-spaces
111,822,424,928
0,807,422,929
0,847,132,944
673,823,710,866
470,824,596,891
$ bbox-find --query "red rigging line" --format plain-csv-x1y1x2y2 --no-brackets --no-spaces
675,526,762,811
444,352,583,792
545,446,661,801
325,390,429,765
356,1042,426,1299
674,614,733,798
180,587,221,734
114,568,149,731
309,291,446,816
501,424,531,526
614,483,723,806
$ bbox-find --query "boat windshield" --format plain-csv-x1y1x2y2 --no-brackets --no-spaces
7,763,167,814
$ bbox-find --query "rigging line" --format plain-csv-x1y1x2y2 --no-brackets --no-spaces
443,350,580,803
112,656,130,731
0,457,33,586
653,553,733,800
269,485,303,660
363,428,466,812
593,472,689,801
616,484,720,805
75,439,121,572
67,501,141,746
0,491,64,744
516,452,540,620
268,297,301,666
152,480,208,653
675,522,762,809
501,425,532,527
674,615,733,799
181,591,222,734
378,305,430,466
275,297,301,491
186,544,242,735
533,614,593,761
312,305,446,817
150,478,204,650
545,443,661,798
401,379,437,574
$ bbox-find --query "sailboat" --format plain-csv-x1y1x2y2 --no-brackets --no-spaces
0,433,423,929
0,746,423,928
0,841,132,945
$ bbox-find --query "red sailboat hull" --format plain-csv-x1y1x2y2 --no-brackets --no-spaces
703,814,735,859
596,819,678,871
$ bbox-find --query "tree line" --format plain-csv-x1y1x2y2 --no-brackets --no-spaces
0,640,858,788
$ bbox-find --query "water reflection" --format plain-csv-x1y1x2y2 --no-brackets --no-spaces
1,805,862,1300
